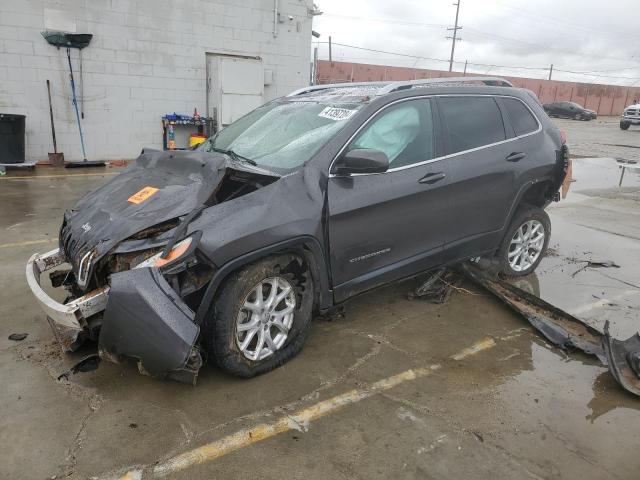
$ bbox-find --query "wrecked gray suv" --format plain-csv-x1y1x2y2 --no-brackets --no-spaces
26,77,570,384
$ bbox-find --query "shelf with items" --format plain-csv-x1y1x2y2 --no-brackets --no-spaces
161,111,214,151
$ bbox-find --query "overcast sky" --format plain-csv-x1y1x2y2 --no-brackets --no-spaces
311,0,640,86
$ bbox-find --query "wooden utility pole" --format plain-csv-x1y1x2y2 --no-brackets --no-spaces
548,64,553,80
447,1,462,72
463,60,467,76
328,36,332,63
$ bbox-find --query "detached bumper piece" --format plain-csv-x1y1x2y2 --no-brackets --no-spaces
462,265,640,399
26,248,108,351
99,267,202,385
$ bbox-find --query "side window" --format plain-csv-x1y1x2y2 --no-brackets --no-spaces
350,99,435,169
502,98,539,136
438,97,506,154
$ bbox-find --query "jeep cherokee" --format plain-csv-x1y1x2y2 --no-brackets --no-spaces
26,77,570,383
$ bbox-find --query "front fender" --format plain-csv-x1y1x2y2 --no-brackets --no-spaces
194,236,332,325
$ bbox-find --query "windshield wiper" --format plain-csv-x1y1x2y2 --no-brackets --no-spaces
210,147,258,166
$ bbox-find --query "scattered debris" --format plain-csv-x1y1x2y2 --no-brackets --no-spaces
8,333,28,341
128,423,138,429
462,265,640,398
57,353,101,381
409,269,474,303
571,259,620,277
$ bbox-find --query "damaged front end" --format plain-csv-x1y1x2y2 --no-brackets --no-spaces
26,149,280,384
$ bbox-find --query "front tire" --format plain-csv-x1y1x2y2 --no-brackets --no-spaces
206,255,313,377
573,113,582,121
620,121,630,130
498,206,550,276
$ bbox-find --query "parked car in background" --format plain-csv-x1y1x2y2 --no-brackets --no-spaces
543,101,597,121
26,77,570,384
620,103,640,130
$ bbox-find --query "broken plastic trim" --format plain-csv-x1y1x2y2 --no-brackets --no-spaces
461,264,640,398
603,321,640,397
98,267,201,385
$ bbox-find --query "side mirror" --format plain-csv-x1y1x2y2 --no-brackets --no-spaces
333,148,389,175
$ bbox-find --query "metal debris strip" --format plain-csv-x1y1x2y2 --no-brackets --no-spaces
461,264,640,399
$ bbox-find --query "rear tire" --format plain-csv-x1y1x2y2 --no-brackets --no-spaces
497,206,551,276
205,255,313,377
620,121,630,130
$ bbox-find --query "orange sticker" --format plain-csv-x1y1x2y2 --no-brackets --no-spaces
127,186,159,204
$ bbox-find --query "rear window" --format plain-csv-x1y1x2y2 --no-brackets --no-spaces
439,97,506,154
502,98,539,136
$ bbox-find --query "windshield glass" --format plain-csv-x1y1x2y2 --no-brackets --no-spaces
199,99,365,170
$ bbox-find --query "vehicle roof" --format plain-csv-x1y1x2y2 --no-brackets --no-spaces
285,77,540,105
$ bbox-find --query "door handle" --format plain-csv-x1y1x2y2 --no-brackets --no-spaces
419,172,446,184
506,152,526,162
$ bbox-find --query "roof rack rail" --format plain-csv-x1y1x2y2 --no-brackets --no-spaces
286,76,514,97
286,81,390,97
378,76,514,94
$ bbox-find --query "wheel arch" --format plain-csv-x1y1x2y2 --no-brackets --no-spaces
194,236,332,325
498,177,556,251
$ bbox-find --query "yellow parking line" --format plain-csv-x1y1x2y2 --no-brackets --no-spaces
451,337,496,360
0,172,119,180
117,336,498,479
0,239,54,249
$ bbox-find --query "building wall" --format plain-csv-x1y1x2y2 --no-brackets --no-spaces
317,60,640,116
0,0,314,161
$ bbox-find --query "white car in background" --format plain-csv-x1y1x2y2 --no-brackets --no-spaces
620,104,640,130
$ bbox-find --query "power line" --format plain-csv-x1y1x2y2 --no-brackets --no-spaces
314,42,640,82
321,10,640,68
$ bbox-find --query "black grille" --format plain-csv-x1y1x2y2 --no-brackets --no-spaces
59,216,91,277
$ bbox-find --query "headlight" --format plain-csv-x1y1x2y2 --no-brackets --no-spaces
134,237,194,269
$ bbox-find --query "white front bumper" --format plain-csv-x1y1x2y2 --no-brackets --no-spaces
25,248,109,332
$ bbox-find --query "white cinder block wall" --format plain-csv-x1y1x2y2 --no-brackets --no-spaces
0,0,314,161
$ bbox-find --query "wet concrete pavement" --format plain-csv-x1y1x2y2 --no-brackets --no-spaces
1,151,639,479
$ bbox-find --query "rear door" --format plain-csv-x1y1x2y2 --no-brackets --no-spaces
436,95,520,258
327,98,453,301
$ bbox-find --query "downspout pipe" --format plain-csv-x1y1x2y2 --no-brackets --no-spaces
273,0,278,38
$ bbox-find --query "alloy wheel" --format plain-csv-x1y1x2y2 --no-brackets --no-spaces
508,220,545,272
235,276,296,361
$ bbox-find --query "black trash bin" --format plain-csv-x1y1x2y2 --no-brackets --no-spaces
0,114,26,164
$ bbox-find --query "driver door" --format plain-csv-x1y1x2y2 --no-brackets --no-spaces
327,98,453,302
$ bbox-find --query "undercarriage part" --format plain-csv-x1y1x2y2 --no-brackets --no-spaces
98,267,202,385
461,264,640,398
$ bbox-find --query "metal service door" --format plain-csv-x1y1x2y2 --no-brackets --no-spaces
207,55,264,128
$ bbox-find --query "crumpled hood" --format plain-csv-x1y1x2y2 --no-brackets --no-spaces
60,150,228,281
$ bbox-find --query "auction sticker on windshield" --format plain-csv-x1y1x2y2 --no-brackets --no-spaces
318,106,358,121
128,186,159,204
